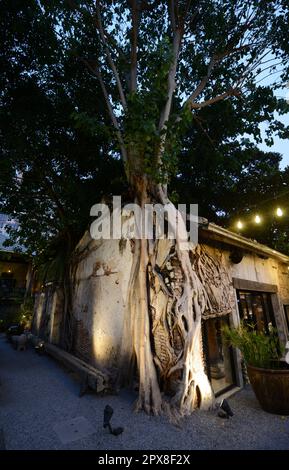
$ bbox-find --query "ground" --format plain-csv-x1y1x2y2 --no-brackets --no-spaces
0,334,289,450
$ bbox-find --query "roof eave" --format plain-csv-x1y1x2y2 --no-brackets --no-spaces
199,223,289,265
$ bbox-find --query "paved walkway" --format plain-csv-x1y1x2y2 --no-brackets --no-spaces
0,334,289,450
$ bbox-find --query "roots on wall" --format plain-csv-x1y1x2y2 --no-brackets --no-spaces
117,200,233,416
34,211,233,417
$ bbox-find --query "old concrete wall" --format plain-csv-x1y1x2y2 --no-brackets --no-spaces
71,236,289,370
71,231,133,369
32,232,289,370
33,285,64,343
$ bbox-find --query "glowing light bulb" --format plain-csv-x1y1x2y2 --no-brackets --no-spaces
276,207,283,217
236,220,244,230
254,214,261,224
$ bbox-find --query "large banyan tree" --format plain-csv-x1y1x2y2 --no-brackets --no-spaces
58,0,289,415
5,0,289,415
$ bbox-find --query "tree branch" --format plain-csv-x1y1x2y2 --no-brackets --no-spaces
168,0,177,31
155,2,188,167
157,31,183,166
186,56,216,105
95,2,127,110
189,88,241,109
129,0,140,92
185,44,252,109
80,58,128,165
178,0,193,30
43,178,66,222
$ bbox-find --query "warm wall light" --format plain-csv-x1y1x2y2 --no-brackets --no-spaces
236,220,244,230
276,207,283,217
254,214,262,224
8,269,11,273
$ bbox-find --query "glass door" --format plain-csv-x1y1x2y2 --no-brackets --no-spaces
284,305,289,331
202,315,236,396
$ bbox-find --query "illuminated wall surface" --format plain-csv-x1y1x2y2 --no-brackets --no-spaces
33,230,289,396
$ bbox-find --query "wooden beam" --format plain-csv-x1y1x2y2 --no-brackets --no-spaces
199,224,289,265
232,277,277,293
44,342,114,394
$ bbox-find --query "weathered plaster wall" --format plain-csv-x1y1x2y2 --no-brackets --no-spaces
33,291,45,335
71,237,289,371
71,231,133,369
33,233,289,371
33,285,63,343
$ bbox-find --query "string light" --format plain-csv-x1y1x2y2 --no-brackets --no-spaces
234,205,287,233
234,206,287,231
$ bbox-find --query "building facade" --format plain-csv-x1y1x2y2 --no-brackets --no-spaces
32,224,289,398
199,224,289,396
0,250,31,329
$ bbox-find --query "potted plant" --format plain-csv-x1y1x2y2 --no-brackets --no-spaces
223,323,289,415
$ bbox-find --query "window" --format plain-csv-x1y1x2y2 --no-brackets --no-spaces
237,290,275,333
0,271,16,300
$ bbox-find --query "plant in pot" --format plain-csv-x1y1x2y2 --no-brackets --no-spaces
222,322,289,415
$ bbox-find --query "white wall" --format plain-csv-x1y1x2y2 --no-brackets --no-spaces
72,232,133,369
69,234,289,370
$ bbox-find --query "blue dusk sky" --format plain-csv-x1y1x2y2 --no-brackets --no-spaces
255,74,289,169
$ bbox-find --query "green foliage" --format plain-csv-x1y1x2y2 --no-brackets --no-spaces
0,297,34,331
1,0,289,259
19,297,34,328
222,322,284,369
0,0,127,258
172,99,289,254
123,38,186,182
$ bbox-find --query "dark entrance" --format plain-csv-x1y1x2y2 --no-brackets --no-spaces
284,305,289,331
202,315,236,396
236,290,276,333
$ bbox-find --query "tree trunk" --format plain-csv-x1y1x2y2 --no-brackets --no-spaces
118,175,215,415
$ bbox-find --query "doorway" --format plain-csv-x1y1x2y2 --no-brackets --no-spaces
202,315,237,395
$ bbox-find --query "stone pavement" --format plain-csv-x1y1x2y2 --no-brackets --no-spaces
0,334,289,450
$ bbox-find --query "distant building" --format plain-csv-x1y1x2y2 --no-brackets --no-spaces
0,214,31,329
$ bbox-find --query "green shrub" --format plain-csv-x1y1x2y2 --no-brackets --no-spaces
222,322,283,369
19,297,34,329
